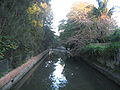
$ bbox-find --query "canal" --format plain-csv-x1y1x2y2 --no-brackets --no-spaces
10,51,120,90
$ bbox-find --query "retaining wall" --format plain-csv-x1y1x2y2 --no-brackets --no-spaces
80,55,120,86
0,50,49,90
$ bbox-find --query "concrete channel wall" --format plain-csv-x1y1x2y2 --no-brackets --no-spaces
80,56,120,86
0,50,49,90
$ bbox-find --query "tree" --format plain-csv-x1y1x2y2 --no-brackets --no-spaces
90,0,114,18
59,2,116,51
0,0,55,69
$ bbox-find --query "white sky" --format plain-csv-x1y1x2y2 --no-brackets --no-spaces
50,0,120,35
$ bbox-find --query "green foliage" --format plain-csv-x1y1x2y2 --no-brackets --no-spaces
0,0,55,68
110,28,120,42
59,1,116,52
102,28,120,42
108,42,120,52
59,19,87,41
0,73,3,78
0,36,18,59
82,43,107,56
93,0,114,17
88,0,115,21
89,7,101,18
82,42,120,58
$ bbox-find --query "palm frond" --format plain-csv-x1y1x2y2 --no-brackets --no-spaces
107,7,115,17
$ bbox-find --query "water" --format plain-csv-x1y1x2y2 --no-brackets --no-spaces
10,51,120,90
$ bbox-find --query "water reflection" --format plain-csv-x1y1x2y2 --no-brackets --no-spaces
45,60,52,67
49,58,67,90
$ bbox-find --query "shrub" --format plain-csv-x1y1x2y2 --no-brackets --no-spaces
109,28,120,42
82,42,120,58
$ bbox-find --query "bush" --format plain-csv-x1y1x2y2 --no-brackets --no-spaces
0,36,18,60
82,42,120,58
82,43,108,56
109,28,120,42
94,28,120,43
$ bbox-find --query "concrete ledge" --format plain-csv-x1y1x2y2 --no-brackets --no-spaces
0,50,48,90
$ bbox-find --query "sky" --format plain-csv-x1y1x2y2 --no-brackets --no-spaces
50,0,120,35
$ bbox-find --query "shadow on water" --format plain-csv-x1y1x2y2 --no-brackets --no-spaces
10,51,120,90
